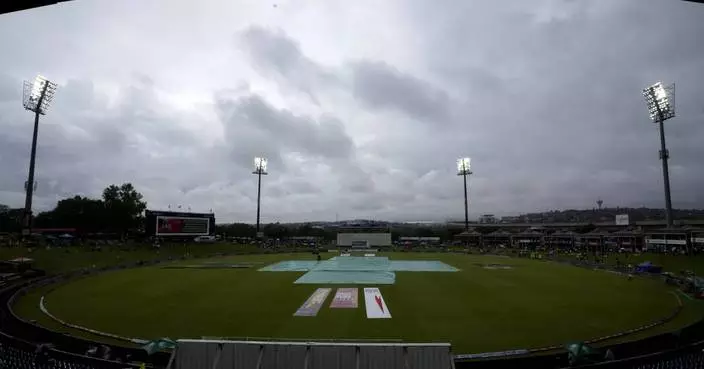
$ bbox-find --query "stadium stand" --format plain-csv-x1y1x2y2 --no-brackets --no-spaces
579,340,704,369
0,342,121,369
167,340,455,369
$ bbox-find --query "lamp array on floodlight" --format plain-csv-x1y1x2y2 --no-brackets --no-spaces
643,82,675,122
457,157,472,176
23,75,58,115
253,157,268,175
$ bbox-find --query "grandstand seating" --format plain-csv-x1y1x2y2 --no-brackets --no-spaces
636,351,704,369
168,339,455,369
0,342,112,369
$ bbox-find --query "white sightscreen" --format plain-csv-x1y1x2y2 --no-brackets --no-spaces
615,214,630,226
337,233,392,247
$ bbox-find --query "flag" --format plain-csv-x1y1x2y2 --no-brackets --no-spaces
141,338,177,355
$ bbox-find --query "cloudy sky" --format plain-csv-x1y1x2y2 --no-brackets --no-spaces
0,0,703,223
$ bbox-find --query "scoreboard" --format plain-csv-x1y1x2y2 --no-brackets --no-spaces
145,210,215,237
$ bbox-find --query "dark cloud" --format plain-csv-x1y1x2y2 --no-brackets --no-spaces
0,74,20,103
215,93,357,172
240,26,338,103
239,26,454,125
350,61,452,124
1,0,703,223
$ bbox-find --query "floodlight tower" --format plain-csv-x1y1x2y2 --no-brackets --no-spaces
252,157,268,238
21,75,57,236
643,82,675,228
457,158,472,231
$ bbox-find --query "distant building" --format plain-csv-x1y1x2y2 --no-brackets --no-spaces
500,216,520,223
479,214,497,224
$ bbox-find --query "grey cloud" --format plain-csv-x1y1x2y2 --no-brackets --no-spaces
390,0,704,214
2,0,703,223
350,61,452,124
214,91,378,210
239,26,338,103
240,26,454,126
0,74,223,213
216,93,356,171
0,74,19,103
268,179,321,198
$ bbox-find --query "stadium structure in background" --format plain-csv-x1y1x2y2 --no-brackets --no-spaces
145,210,215,238
336,224,392,248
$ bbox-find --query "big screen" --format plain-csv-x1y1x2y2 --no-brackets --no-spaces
156,216,210,236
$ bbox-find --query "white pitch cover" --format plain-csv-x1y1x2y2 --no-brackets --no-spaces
364,287,392,319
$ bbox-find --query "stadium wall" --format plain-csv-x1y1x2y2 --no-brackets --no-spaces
336,233,391,247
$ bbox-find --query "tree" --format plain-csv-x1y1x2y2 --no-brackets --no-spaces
35,196,107,232
0,204,22,233
102,183,147,235
216,223,256,238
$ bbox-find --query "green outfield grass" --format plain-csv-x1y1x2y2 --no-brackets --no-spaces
12,251,703,354
0,243,259,273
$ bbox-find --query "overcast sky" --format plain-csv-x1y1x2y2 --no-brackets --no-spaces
0,0,703,223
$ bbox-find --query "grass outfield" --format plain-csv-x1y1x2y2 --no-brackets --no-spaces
0,243,259,273
14,251,703,354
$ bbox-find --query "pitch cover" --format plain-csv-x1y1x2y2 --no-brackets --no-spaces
363,287,391,319
330,288,358,308
294,288,331,317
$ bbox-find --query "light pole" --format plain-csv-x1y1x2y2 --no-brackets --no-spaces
457,157,472,232
252,157,268,239
21,75,57,237
643,82,675,228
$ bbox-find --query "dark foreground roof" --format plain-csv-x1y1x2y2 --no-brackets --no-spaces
0,1,72,15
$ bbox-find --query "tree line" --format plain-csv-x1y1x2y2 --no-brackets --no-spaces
214,222,466,241
0,183,146,236
1,183,483,240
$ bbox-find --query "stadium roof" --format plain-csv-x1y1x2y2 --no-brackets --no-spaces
611,228,644,236
581,229,611,237
548,230,577,237
0,1,73,15
456,229,481,237
514,230,544,236
486,230,513,237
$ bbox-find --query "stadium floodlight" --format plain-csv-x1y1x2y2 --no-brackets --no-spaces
456,157,471,175
643,82,675,122
253,157,268,175
456,157,472,232
23,75,58,115
642,82,675,228
21,74,58,236
252,157,269,239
